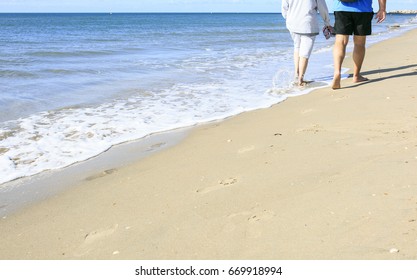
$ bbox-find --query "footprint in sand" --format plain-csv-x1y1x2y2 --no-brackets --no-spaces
83,224,119,244
227,205,275,223
196,177,238,194
246,210,276,238
333,95,349,101
247,210,276,223
85,169,117,181
296,124,323,133
146,142,166,152
224,209,276,238
74,224,118,256
227,211,252,219
238,146,255,154
301,108,314,114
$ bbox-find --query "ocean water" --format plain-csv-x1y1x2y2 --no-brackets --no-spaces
1,13,416,185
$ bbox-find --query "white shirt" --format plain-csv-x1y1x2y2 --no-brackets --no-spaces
282,0,331,34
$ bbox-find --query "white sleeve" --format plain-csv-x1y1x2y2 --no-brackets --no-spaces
317,0,331,26
281,0,289,19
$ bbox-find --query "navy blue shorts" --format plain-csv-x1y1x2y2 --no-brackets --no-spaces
334,11,374,36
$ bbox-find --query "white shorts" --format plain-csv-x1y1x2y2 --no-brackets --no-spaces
290,33,316,59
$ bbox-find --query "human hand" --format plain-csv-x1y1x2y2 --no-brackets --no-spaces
322,25,335,40
328,25,335,35
375,10,386,23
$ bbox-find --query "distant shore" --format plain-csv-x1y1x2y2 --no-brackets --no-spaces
389,10,417,14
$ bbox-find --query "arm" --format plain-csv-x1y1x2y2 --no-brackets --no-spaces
281,0,289,19
317,0,331,26
375,0,387,23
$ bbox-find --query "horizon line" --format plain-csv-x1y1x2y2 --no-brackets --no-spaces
0,11,282,14
0,11,413,14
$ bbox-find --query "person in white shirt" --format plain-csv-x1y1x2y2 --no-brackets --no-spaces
282,0,332,86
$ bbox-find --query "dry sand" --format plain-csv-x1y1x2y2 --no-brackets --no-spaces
1,28,417,260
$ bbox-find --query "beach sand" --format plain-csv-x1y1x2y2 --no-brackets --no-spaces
1,28,417,260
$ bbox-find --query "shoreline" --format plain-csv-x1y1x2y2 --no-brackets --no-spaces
1,28,417,260
1,13,415,188
0,78,331,216
0,126,190,216
1,21,411,214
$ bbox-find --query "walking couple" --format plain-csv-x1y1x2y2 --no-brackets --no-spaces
282,0,387,88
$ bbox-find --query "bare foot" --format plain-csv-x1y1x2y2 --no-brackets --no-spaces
297,78,305,86
353,75,369,83
299,80,314,87
332,74,341,90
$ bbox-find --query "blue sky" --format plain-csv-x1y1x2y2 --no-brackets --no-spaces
0,0,416,13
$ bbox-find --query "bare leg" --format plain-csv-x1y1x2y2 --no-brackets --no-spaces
293,50,299,81
298,57,309,86
352,35,368,83
332,34,349,89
